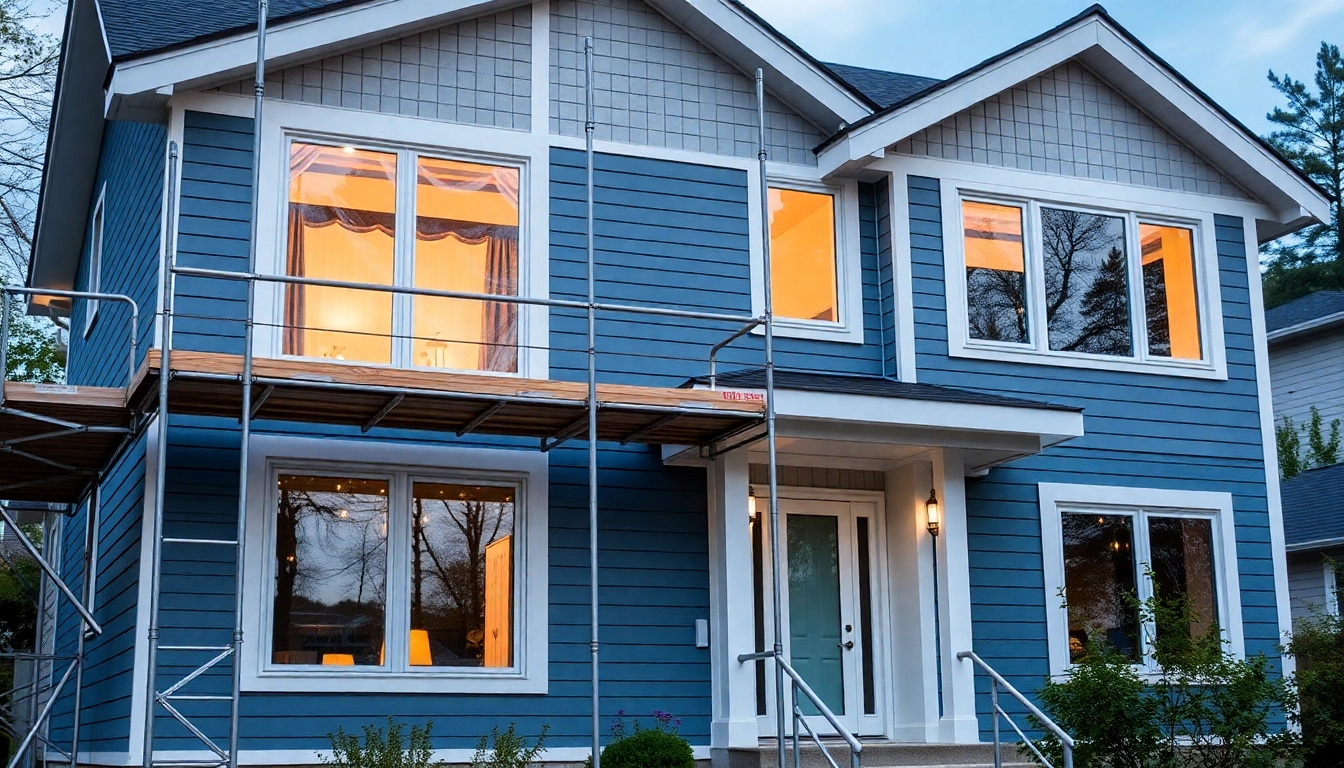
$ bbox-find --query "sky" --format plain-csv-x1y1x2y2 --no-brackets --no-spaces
738,0,1344,137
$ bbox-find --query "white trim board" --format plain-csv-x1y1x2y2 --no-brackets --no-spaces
816,13,1329,236
240,434,549,694
55,746,711,766
1037,482,1244,678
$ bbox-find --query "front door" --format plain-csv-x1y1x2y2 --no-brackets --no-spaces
754,495,883,737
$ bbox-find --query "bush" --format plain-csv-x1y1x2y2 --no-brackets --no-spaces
469,723,548,768
585,711,693,768
1285,608,1344,767
322,718,438,768
1032,582,1295,767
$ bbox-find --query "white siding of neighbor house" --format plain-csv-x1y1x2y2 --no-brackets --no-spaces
1269,331,1344,429
1288,547,1344,623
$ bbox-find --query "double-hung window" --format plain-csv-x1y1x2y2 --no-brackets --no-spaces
283,139,522,373
1039,483,1242,676
955,194,1216,375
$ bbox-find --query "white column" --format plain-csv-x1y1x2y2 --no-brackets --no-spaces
707,450,758,754
885,462,941,741
935,449,980,743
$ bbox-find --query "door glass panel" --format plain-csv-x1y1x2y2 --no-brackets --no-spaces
752,504,766,716
856,516,875,716
787,514,845,716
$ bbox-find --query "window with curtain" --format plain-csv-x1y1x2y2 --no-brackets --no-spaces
958,195,1208,369
269,470,520,672
284,140,521,372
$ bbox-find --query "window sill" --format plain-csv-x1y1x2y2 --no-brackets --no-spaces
244,669,548,694
756,319,864,345
951,342,1226,380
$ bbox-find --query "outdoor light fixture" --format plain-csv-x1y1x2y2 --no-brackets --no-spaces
925,489,941,537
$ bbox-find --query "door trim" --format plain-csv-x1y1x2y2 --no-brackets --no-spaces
751,485,891,739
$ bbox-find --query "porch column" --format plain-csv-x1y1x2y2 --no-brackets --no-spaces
935,450,980,743
886,462,941,741
707,449,758,755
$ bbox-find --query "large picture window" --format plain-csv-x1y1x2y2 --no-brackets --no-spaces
284,140,521,372
1039,483,1242,676
957,195,1209,371
269,469,520,673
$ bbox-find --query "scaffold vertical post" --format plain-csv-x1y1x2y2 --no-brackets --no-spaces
230,3,268,766
755,68,787,768
142,139,180,768
584,35,602,768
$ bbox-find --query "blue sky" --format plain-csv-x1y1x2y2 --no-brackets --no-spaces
739,0,1344,137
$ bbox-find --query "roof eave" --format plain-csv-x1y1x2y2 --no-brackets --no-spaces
1267,311,1344,345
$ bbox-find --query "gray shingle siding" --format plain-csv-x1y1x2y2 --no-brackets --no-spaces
1287,547,1341,623
217,7,533,130
895,61,1251,199
1269,331,1344,429
549,0,824,165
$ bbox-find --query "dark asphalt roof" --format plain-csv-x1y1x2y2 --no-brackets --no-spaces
824,63,941,108
100,0,362,61
1266,291,1344,334
688,369,1080,412
1282,463,1344,548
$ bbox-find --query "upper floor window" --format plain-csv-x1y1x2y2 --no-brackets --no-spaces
84,189,105,337
951,191,1221,378
757,180,862,344
284,140,520,372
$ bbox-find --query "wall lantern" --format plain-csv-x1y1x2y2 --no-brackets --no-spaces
925,489,941,537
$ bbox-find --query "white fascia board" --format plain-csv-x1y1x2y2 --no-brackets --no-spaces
816,16,1330,227
1286,536,1344,553
816,19,1104,176
772,389,1084,444
650,0,872,130
108,0,520,97
1267,312,1344,344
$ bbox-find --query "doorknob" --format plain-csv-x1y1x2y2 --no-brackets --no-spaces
837,641,854,650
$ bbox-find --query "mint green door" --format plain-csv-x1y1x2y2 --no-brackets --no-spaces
786,513,846,716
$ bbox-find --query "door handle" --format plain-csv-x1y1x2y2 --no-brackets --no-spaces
837,641,854,650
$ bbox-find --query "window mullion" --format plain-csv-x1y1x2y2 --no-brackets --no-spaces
1027,200,1048,352
386,472,410,672
1127,213,1148,363
394,149,417,368
1133,511,1157,668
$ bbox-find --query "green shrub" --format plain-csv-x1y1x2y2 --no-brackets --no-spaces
469,723,548,768
598,729,693,768
1285,607,1344,767
322,718,437,768
1031,582,1295,767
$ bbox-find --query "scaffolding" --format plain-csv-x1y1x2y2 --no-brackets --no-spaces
0,3,867,768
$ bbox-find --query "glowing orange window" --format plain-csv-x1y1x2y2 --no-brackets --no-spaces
1139,224,1201,360
769,188,839,322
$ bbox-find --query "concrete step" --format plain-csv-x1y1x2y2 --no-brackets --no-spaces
735,741,1036,768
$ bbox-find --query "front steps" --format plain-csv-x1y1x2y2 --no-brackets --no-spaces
726,741,1034,768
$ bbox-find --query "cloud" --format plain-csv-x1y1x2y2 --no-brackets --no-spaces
1234,0,1344,56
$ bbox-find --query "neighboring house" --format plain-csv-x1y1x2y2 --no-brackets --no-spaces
1,1,1330,767
1269,291,1344,621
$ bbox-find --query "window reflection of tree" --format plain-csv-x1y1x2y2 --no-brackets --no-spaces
1042,209,1132,356
1062,513,1139,661
411,484,514,667
273,477,388,665
967,267,1030,343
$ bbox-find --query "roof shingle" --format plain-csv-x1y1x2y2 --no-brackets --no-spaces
1265,290,1344,335
100,0,360,61
823,63,941,108
1282,463,1344,548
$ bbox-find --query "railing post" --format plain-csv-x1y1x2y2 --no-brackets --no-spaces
791,680,800,768
991,677,1001,768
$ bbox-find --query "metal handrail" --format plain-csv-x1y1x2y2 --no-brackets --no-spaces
739,650,862,768
0,287,140,394
708,318,764,389
958,651,1074,768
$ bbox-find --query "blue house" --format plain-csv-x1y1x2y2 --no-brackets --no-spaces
4,0,1329,766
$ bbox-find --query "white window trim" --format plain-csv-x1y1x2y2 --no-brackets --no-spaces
1038,482,1244,678
249,97,549,379
241,434,548,694
1326,560,1340,617
750,176,865,344
84,186,106,338
939,172,1229,380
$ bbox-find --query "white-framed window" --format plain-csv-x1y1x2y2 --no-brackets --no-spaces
84,187,106,337
277,137,524,372
753,177,864,344
1325,560,1341,617
241,435,548,693
1038,483,1243,677
942,179,1227,379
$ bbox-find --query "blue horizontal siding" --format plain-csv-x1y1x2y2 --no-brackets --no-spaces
906,175,1280,737
67,119,165,387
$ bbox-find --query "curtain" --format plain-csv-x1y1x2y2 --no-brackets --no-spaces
286,203,519,368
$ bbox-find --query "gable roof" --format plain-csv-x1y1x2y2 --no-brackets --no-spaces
100,0,360,61
814,4,1330,243
824,63,941,108
1266,290,1344,342
1283,463,1344,550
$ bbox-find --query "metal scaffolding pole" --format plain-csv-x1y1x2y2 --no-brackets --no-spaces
69,485,99,768
755,68,786,768
583,36,602,768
